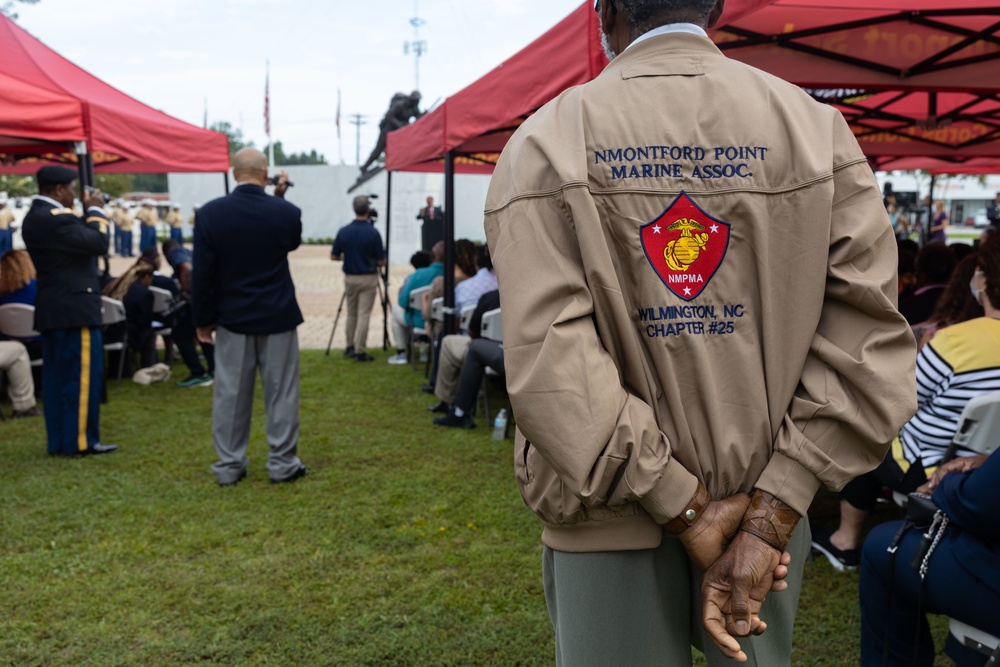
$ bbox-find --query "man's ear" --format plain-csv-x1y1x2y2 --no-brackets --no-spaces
706,0,726,29
599,0,618,36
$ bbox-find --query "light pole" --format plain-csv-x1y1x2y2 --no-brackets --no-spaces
403,1,427,91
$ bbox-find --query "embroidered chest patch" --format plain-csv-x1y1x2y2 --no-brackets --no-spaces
640,192,730,301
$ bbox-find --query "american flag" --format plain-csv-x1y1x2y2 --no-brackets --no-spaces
264,63,270,138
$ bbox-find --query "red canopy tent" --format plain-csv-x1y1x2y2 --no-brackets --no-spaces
0,14,229,179
386,0,777,174
382,0,776,338
715,0,1000,93
381,0,1000,336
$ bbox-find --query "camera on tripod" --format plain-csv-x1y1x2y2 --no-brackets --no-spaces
366,193,379,223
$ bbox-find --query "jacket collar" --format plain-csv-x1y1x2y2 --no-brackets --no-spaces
602,31,724,80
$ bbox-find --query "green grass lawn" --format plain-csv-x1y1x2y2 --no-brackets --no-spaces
0,350,955,666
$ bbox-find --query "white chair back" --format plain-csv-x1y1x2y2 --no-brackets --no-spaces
459,305,477,331
430,297,444,323
149,286,173,315
408,285,431,311
0,303,40,339
480,308,502,342
101,296,126,326
952,391,1000,456
949,619,1000,662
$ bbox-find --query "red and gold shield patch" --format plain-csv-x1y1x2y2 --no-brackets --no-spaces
640,192,730,301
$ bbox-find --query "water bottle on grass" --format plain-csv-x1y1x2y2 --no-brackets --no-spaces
492,409,508,440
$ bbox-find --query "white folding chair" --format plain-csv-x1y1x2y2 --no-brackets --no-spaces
101,296,128,386
477,308,508,431
407,285,432,371
0,303,43,420
459,305,477,332
949,619,1000,665
893,391,1000,507
430,297,444,324
148,285,174,361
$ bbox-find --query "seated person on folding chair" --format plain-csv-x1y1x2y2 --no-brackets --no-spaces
813,232,1000,571
387,242,444,365
163,239,214,387
859,448,1000,666
0,250,42,362
0,341,41,418
425,243,496,393
430,289,500,424
103,259,158,374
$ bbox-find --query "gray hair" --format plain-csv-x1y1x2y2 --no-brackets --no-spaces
610,0,719,35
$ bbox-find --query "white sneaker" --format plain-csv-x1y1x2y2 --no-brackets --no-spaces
387,352,408,365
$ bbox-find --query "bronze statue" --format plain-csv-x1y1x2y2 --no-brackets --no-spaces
360,90,423,175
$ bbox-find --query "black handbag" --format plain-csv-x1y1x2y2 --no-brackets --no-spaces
904,492,939,527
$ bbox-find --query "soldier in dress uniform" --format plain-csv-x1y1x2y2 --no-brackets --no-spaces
166,203,184,246
118,201,135,257
21,166,118,457
135,199,160,253
110,200,124,255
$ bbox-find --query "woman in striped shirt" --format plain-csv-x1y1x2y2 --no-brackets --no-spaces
812,232,1000,571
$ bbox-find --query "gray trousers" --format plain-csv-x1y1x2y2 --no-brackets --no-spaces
434,334,471,404
543,519,810,667
211,326,302,484
344,273,378,353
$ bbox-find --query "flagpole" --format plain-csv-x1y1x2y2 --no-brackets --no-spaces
265,59,274,168
337,88,344,166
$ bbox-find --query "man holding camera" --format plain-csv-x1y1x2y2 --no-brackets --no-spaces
193,147,306,486
331,195,386,362
22,166,117,456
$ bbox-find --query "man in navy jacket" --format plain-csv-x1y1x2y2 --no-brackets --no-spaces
192,148,306,486
22,166,117,457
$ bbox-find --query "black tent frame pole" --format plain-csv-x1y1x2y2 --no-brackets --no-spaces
73,141,92,190
224,171,231,194
443,151,456,336
383,170,392,351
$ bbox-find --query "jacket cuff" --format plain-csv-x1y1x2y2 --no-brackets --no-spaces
639,458,700,525
754,452,821,517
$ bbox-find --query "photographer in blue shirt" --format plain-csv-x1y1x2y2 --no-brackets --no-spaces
331,195,386,362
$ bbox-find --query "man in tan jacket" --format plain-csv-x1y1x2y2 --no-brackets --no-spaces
483,1,917,664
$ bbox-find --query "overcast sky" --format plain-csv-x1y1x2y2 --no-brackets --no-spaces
15,0,585,166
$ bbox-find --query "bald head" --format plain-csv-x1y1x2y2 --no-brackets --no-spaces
233,147,269,186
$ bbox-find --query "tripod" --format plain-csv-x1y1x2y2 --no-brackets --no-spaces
324,291,348,356
325,270,390,356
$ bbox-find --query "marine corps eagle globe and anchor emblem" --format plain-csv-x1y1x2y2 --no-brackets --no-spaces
640,192,731,301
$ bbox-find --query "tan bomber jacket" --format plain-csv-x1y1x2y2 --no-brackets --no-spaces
483,33,917,553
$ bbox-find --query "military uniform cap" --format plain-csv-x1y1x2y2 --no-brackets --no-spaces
36,165,78,187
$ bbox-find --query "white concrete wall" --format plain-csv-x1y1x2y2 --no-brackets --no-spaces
167,165,492,266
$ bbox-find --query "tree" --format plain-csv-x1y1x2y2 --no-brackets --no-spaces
129,174,168,193
0,174,35,197
261,141,328,166
0,0,39,19
209,121,254,162
94,174,133,197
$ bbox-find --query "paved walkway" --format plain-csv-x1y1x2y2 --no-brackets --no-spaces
109,245,409,351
